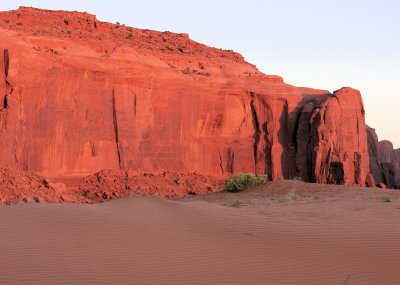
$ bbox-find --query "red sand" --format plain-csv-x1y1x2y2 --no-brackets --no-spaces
1,181,400,284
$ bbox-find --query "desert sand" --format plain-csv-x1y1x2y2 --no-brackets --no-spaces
1,181,400,285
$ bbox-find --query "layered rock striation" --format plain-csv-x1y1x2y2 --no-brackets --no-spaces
0,7,371,189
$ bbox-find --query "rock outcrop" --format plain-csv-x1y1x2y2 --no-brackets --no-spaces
0,166,223,205
0,166,74,205
78,170,224,201
0,7,371,192
367,126,400,189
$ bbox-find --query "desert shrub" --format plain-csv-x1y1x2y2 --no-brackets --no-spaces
16,22,23,26
381,194,392,202
223,173,267,193
277,195,297,203
278,197,290,203
227,197,244,207
290,176,303,181
226,197,255,207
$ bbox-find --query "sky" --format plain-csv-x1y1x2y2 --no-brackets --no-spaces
2,0,400,147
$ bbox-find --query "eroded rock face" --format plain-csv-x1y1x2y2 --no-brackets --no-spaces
366,126,400,189
367,125,383,186
0,7,371,188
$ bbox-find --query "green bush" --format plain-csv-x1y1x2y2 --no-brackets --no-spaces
223,173,267,193
381,194,392,202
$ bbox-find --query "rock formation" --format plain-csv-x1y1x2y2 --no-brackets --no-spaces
367,126,400,189
78,170,225,201
0,166,75,205
0,6,372,197
0,166,222,204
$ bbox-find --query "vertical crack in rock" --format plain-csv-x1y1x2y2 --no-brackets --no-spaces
218,150,224,174
293,111,302,151
112,89,123,169
4,49,9,78
280,99,291,179
134,94,137,116
354,152,361,184
227,147,235,174
250,97,261,171
2,49,10,109
3,93,7,109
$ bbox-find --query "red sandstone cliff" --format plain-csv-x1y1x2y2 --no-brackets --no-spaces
367,126,400,189
0,7,371,188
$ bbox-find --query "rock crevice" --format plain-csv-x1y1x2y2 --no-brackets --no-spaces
112,89,123,170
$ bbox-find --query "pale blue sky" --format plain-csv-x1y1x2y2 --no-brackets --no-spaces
3,1,400,146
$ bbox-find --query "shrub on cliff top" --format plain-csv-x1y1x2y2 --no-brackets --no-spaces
224,173,267,193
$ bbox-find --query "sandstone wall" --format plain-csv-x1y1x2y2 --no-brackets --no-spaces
0,7,371,186
367,126,400,189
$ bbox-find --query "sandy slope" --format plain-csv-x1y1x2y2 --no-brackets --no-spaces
1,181,400,284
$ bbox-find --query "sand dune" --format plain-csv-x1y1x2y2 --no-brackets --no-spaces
1,188,400,284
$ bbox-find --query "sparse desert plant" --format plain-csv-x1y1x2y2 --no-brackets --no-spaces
16,22,23,26
314,195,321,200
223,173,267,193
278,197,290,203
277,195,297,203
226,197,254,207
290,176,303,181
227,197,244,207
381,194,392,202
